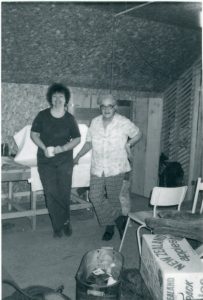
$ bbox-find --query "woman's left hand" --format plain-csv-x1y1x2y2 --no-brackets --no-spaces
54,146,63,154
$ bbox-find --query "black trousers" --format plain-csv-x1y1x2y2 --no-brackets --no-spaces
38,160,73,232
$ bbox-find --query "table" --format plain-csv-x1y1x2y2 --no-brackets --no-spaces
1,157,92,230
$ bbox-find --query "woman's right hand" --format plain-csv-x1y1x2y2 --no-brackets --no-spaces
44,148,50,158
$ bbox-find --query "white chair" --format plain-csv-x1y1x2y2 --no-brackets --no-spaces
192,177,203,214
119,186,188,254
192,178,203,257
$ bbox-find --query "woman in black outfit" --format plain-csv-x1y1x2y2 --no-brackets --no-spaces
31,83,81,238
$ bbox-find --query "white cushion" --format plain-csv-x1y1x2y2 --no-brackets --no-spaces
14,125,37,167
14,124,91,166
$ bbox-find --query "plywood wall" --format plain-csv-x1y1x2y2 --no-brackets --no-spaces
131,97,163,197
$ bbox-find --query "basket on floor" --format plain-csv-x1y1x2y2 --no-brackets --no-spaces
75,247,124,300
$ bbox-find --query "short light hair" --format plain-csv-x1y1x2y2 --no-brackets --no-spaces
98,94,117,106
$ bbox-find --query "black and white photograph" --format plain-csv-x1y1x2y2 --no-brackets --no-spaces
1,1,203,299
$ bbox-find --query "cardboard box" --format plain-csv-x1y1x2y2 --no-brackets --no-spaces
140,234,203,300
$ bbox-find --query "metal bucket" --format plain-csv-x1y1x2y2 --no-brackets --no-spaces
75,247,124,300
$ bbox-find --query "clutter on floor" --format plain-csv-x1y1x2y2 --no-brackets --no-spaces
1,195,153,299
86,268,117,287
2,279,72,300
120,268,152,300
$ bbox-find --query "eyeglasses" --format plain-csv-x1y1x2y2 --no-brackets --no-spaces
100,104,115,110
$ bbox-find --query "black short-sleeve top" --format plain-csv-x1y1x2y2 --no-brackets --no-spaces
31,108,81,164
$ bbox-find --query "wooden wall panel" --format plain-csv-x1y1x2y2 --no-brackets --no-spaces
188,61,202,199
131,97,163,197
144,98,163,197
131,98,149,196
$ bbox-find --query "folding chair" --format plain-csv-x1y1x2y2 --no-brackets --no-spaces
192,177,203,214
119,186,188,254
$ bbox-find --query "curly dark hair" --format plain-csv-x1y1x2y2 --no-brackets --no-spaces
46,83,71,106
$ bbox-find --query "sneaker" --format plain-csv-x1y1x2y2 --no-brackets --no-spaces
63,222,72,237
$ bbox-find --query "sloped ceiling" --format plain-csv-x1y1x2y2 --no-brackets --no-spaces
1,1,202,92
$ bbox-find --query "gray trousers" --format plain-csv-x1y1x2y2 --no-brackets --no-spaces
89,173,125,226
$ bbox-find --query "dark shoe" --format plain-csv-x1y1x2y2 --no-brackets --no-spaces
53,229,63,238
63,222,72,237
102,225,115,241
115,216,127,239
